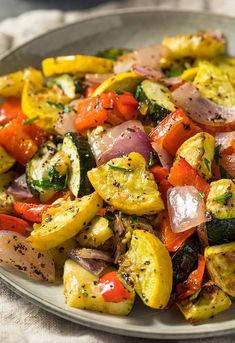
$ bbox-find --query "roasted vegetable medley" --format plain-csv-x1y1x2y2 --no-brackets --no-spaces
0,30,234,323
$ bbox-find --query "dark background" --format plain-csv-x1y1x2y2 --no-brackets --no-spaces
0,0,121,21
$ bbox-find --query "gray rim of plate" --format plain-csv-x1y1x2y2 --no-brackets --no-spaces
0,8,235,340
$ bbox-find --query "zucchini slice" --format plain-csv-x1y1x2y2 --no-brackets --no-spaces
64,259,135,315
205,242,235,297
53,74,76,99
62,133,95,197
207,218,235,244
136,79,175,124
177,281,231,323
26,141,57,203
26,141,69,203
28,192,103,250
206,179,235,219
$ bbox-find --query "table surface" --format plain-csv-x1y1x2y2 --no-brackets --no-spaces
1,0,235,342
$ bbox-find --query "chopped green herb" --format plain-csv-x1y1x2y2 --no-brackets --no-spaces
135,84,142,100
74,80,85,94
115,90,124,95
148,151,156,168
214,144,222,165
57,143,63,151
108,164,133,172
165,68,184,77
131,215,138,225
23,115,40,126
81,290,88,297
215,192,233,203
48,166,59,180
95,48,131,61
220,165,232,179
47,101,75,113
104,213,115,221
199,191,205,199
203,158,210,171
31,179,52,189
189,289,201,302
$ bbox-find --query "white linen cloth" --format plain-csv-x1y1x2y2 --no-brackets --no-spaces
1,0,235,342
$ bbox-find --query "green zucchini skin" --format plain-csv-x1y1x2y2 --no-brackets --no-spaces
62,133,96,197
135,80,175,124
26,141,57,202
207,218,235,245
172,234,201,288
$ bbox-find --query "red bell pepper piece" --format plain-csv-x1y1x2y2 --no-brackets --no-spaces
176,255,206,300
98,271,131,303
85,83,100,98
0,113,45,164
168,157,210,198
150,165,169,183
0,214,29,235
160,211,195,252
75,91,138,133
0,98,21,125
14,202,50,223
158,180,172,207
149,109,201,156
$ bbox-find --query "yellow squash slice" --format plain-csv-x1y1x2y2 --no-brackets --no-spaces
119,230,173,309
28,192,103,250
22,80,70,132
42,55,113,77
0,146,15,174
180,67,199,81
92,72,144,96
0,67,43,97
88,152,164,215
193,61,235,107
77,216,113,248
162,32,225,59
175,132,215,180
64,259,135,315
216,57,235,86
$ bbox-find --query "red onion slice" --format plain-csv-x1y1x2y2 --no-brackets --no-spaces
215,132,235,151
7,174,33,199
221,154,235,178
72,248,113,262
0,230,55,282
55,111,77,135
133,64,164,81
172,82,235,126
69,248,111,276
88,120,152,165
114,44,169,74
133,64,183,87
152,142,173,171
167,186,207,233
84,73,113,84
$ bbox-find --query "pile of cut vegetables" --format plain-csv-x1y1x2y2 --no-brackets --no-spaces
0,30,234,323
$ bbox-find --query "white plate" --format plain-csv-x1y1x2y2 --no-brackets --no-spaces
1,8,235,339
